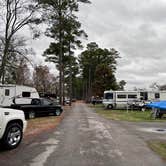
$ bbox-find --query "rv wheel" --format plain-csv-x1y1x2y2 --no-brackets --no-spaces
28,111,35,119
107,104,113,109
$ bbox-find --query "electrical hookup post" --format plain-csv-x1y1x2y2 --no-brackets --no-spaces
126,99,135,112
127,99,130,113
91,96,96,106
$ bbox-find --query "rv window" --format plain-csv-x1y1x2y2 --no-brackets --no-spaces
155,93,160,99
117,94,126,99
128,95,137,99
22,92,31,97
5,89,10,96
104,93,113,99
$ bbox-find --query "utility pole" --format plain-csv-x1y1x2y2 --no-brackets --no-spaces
88,67,91,102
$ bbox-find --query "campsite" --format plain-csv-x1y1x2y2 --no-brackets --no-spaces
1,0,166,166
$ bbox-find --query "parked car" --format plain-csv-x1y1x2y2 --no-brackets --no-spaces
0,107,27,149
11,98,63,119
65,99,70,105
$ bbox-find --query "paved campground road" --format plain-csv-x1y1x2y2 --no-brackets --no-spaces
0,102,166,166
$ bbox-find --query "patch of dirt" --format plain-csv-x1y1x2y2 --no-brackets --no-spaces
25,116,62,137
24,105,71,138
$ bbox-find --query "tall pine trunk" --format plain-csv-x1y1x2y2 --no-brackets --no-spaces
58,0,63,105
69,41,72,106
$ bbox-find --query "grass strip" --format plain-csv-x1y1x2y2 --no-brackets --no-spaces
148,140,166,160
92,104,166,122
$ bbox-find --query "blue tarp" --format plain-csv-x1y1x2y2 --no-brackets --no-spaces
146,101,166,110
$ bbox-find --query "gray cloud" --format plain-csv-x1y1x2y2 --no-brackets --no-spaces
77,0,166,89
22,0,166,90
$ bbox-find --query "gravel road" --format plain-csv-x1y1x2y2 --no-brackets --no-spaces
0,102,165,166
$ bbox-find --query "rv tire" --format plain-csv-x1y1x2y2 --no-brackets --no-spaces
107,104,113,109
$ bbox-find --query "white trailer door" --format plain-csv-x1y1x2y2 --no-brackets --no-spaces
2,87,15,106
0,111,3,135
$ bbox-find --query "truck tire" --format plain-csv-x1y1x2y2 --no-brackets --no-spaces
28,111,35,119
55,109,61,116
158,113,163,119
150,109,159,119
1,123,23,150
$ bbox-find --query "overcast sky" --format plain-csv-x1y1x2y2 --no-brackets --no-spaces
31,0,166,90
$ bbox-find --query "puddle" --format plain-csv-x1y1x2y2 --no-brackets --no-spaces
139,128,166,134
156,129,166,132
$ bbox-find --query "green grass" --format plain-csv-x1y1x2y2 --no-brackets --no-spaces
148,141,166,160
89,104,103,108
92,104,166,122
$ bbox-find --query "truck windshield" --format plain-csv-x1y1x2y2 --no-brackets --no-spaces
104,93,113,99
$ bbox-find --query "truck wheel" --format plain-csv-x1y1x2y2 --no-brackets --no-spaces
107,104,113,109
150,111,155,119
28,111,35,119
158,113,163,119
150,109,159,119
2,123,23,150
55,109,61,116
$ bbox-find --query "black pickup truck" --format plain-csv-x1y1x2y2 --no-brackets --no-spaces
11,98,63,119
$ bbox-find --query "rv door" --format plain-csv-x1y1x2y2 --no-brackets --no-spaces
2,88,15,107
3,89,11,106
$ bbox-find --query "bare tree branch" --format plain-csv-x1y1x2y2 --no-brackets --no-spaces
0,0,39,83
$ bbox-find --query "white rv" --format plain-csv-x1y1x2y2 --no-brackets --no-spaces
0,84,39,107
103,90,166,109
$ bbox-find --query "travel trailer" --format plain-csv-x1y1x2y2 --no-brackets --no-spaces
102,90,166,109
0,84,39,107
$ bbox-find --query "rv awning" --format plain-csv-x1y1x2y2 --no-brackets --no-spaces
146,101,166,109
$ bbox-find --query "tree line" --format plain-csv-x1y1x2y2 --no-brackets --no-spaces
0,0,126,104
